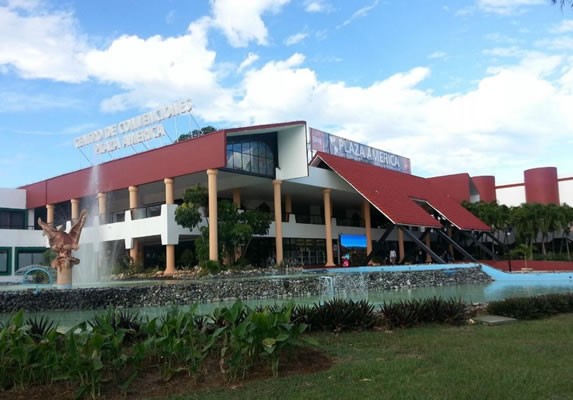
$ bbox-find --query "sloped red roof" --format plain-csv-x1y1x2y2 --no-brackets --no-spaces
314,152,490,231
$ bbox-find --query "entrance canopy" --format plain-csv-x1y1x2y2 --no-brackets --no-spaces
312,152,490,231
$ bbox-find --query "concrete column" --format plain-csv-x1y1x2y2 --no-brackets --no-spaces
128,186,140,264
398,228,405,263
447,225,454,257
284,194,292,216
165,244,175,275
273,180,284,265
323,189,335,267
46,204,55,226
129,186,139,209
97,192,107,216
207,169,219,262
363,200,372,255
232,188,241,207
164,178,176,275
71,198,80,221
164,178,174,205
425,231,432,263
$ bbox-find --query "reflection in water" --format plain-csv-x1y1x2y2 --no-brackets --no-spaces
3,280,573,330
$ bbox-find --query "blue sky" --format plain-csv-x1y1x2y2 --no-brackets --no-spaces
1,0,572,188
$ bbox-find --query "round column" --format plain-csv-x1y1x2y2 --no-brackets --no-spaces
207,169,219,262
323,189,335,267
524,167,560,205
425,232,432,263
273,180,284,265
46,204,55,226
164,178,176,275
97,192,107,216
128,186,140,264
472,176,496,203
232,188,241,207
363,200,372,255
71,198,80,221
398,228,405,263
164,178,174,205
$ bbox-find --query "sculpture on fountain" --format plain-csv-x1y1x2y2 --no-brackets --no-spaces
38,209,88,289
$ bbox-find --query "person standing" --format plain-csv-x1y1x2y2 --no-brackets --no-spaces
389,249,397,265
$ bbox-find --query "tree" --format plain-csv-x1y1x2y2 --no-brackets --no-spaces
174,185,272,268
176,126,217,142
552,0,573,8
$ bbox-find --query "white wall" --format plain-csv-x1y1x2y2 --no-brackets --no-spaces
0,188,26,209
276,125,308,180
559,180,573,205
496,185,526,207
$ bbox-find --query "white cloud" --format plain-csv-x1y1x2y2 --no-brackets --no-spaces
0,91,82,113
285,32,308,46
338,0,379,28
209,0,290,47
0,1,88,82
238,52,259,72
205,50,573,183
477,0,546,15
428,51,447,60
304,0,332,13
551,19,573,33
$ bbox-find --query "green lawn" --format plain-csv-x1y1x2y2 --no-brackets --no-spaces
174,314,573,400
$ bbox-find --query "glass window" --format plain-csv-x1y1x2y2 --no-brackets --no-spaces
10,212,24,229
242,154,251,172
18,251,44,269
0,212,9,229
225,134,277,177
0,250,8,274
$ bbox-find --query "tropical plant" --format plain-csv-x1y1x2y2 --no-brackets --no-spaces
175,185,272,267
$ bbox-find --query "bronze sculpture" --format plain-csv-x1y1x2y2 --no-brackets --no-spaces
38,209,88,288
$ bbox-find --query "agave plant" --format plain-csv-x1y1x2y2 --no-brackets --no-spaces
25,315,58,342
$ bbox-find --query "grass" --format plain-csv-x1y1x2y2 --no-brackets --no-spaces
173,314,573,400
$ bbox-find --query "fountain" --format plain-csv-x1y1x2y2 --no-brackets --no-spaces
37,209,88,289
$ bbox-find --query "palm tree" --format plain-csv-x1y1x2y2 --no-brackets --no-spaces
552,0,573,8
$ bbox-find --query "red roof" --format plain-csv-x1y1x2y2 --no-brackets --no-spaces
314,152,490,231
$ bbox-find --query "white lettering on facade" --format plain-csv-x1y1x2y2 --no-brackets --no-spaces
74,99,192,149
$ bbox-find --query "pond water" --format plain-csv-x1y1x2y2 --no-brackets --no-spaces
2,263,573,329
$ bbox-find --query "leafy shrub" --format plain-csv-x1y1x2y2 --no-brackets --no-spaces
487,293,573,320
381,297,469,329
293,299,377,332
200,259,222,275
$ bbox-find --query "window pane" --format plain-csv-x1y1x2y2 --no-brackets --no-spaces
0,251,7,273
226,150,234,168
10,211,24,229
242,154,251,172
233,143,241,153
32,253,43,265
0,212,9,229
251,156,259,174
266,159,274,175
18,253,32,268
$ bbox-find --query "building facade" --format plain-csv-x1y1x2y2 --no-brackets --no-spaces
2,120,538,282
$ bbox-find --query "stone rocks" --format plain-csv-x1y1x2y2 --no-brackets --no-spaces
0,266,492,313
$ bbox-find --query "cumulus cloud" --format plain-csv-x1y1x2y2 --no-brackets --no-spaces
0,1,89,82
209,0,290,47
304,0,332,13
238,52,260,72
285,32,308,46
477,0,546,15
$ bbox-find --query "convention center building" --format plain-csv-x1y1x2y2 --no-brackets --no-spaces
1,108,571,281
